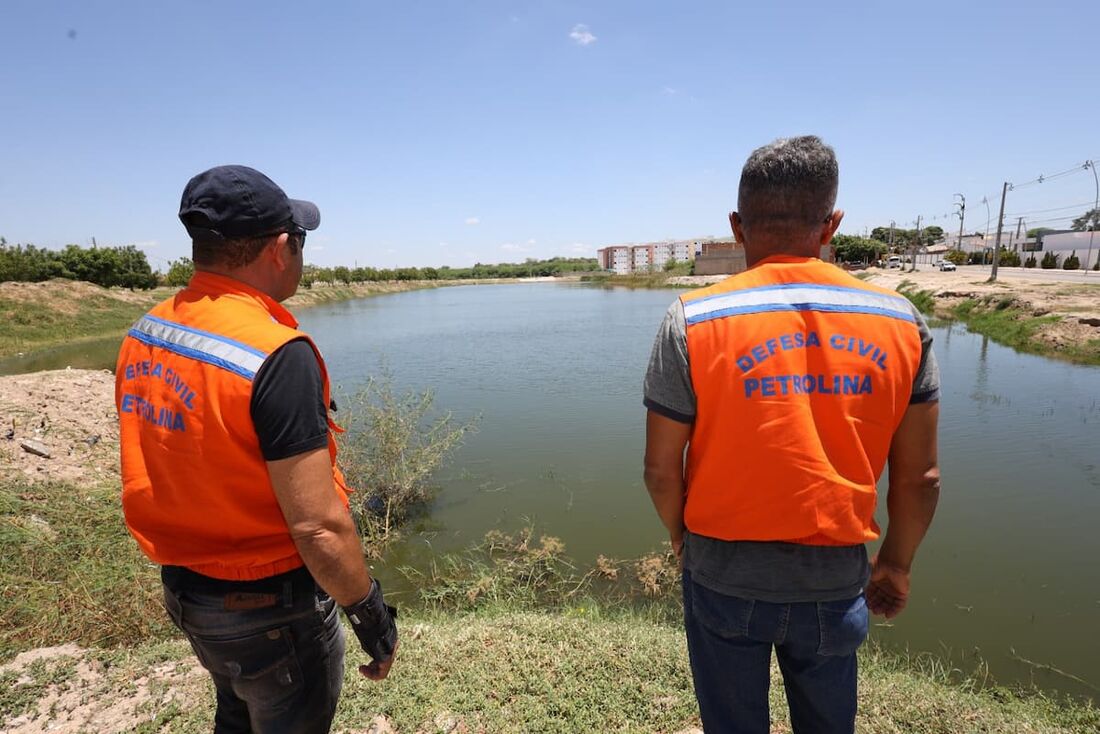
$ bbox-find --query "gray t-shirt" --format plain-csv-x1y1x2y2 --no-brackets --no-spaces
643,296,941,602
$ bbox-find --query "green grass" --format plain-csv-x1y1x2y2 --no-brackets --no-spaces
3,483,1098,732
948,298,1100,364
896,279,936,315
0,293,160,357
5,611,1096,733
0,480,173,656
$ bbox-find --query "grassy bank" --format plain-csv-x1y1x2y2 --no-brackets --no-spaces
0,279,445,359
581,262,695,289
0,284,166,358
3,478,1098,733
894,281,1100,366
8,610,1096,734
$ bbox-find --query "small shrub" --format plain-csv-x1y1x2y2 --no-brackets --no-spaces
996,250,1021,267
1040,251,1059,269
1024,254,1037,268
337,376,478,549
945,250,967,265
1063,251,1080,270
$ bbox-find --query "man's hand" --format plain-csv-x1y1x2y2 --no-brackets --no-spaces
359,642,398,681
866,555,910,619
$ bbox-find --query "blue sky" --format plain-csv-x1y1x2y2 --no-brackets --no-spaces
2,1,1098,269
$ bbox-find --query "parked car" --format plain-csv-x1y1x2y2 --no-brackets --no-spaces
886,256,903,269
937,260,957,271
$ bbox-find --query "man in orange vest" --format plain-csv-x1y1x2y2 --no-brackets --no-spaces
643,137,940,733
116,166,397,733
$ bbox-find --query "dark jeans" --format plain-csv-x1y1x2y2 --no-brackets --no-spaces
161,565,346,734
682,570,868,734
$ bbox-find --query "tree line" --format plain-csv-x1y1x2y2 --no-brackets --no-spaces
0,238,158,289
0,238,599,289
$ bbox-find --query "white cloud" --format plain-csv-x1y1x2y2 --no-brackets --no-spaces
662,86,677,96
569,24,597,46
308,245,325,252
569,243,589,254
526,238,536,245
439,241,449,247
465,216,480,225
131,240,159,249
501,242,531,252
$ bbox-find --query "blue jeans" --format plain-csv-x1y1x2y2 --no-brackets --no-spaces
682,570,868,734
161,565,346,734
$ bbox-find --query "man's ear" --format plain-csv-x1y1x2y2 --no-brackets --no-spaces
729,212,746,244
820,210,845,245
269,233,291,271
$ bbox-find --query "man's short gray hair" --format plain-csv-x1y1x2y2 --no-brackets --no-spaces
737,136,838,233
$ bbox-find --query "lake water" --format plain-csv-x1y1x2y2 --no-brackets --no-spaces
8,282,1100,700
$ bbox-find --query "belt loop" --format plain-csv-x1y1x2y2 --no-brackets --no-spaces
283,580,294,608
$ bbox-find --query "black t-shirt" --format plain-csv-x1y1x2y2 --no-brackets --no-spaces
249,339,330,461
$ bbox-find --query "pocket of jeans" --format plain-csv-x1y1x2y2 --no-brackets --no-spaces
689,580,755,640
189,626,304,709
816,595,868,657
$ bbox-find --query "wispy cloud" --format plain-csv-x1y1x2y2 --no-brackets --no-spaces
569,24,597,46
526,238,536,245
662,86,677,96
569,243,589,254
439,241,449,248
132,240,159,249
308,245,325,252
465,216,480,225
501,242,531,252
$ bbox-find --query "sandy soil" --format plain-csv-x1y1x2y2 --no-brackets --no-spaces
0,368,120,485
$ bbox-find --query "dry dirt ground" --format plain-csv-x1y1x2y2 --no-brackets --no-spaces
0,368,120,485
671,267,1100,353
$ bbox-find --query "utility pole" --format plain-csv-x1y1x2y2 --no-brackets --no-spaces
1013,217,1023,253
889,220,895,249
989,181,1009,283
953,193,965,251
1087,160,1098,275
910,215,921,272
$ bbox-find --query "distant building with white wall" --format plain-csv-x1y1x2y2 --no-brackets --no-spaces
596,245,633,274
1036,231,1100,270
597,238,697,274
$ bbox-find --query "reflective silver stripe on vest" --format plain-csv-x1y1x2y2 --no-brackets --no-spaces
128,316,268,379
683,284,916,325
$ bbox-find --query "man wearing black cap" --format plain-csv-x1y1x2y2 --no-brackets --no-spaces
116,165,397,733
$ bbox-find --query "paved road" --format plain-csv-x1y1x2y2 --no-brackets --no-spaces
906,264,1100,285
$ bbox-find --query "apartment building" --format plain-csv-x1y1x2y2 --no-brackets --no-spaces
597,238,697,274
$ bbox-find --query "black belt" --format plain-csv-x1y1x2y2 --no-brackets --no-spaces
162,564,318,611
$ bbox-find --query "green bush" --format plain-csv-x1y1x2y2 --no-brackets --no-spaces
944,250,967,265
1040,251,1060,269
996,249,1021,267
337,377,478,551
967,251,987,265
163,258,194,286
1063,251,1080,270
0,241,157,289
1024,254,1037,268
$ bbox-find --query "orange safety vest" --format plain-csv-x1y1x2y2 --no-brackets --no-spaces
681,256,924,546
116,271,350,581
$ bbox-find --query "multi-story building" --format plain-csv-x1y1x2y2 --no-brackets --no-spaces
596,245,633,274
598,238,699,274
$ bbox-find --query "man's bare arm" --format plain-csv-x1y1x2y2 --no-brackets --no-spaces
267,448,373,607
867,401,940,618
644,410,692,555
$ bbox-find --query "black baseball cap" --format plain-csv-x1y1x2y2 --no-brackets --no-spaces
178,165,320,240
